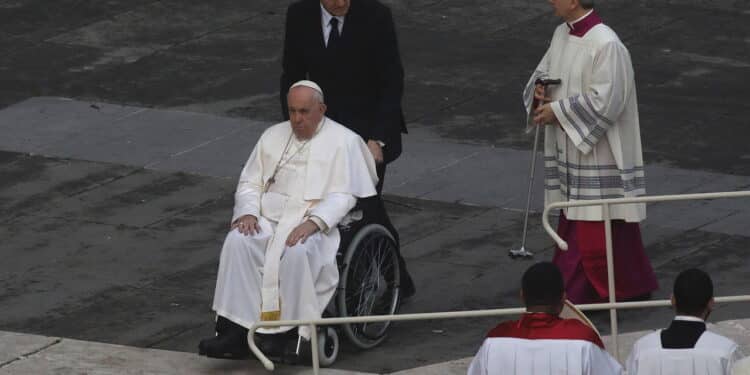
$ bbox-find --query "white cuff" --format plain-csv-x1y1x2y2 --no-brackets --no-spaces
308,215,328,233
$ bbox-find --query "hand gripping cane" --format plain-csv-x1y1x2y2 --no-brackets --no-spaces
509,78,561,259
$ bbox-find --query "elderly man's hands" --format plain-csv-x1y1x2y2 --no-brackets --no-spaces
533,103,559,126
367,139,384,164
286,220,319,247
232,215,261,235
532,83,559,126
533,83,550,103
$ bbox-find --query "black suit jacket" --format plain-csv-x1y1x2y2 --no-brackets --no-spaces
280,0,406,163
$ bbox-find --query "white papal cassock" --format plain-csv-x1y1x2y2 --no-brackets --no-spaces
467,338,622,375
212,116,377,339
523,16,646,222
627,326,742,375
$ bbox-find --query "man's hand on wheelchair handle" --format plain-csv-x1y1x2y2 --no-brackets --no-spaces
367,139,384,164
232,214,261,236
286,219,320,247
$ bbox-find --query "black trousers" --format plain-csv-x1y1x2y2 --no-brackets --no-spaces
359,163,415,297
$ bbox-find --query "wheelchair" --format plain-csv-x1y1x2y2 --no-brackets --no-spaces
297,202,403,366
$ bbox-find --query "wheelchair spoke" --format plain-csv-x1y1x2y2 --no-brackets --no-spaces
339,225,401,348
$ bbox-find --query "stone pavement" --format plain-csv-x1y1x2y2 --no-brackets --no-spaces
2,317,749,374
1,0,750,373
1,98,749,374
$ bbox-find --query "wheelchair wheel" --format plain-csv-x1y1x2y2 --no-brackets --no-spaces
297,326,339,367
317,326,339,367
337,223,401,349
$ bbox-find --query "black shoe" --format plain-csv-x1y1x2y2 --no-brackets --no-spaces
215,315,231,335
255,329,299,361
198,318,250,360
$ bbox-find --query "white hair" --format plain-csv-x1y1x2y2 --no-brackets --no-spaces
310,88,324,104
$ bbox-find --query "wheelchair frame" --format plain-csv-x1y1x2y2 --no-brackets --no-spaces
304,220,402,366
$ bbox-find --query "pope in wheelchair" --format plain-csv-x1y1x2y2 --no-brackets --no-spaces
199,80,403,362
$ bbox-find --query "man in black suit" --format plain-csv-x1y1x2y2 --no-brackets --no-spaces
280,0,414,296
280,0,405,173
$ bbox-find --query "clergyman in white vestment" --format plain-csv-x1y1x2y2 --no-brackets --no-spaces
524,0,658,304
627,269,744,375
198,80,378,359
467,262,622,375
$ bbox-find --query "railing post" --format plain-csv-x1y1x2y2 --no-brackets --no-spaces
239,190,750,372
602,202,619,360
310,324,319,375
247,325,275,370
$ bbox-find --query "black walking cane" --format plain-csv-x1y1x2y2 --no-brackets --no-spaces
509,78,561,259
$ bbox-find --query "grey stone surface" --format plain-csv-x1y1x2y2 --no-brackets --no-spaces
2,319,750,374
1,0,750,373
0,334,373,375
1,0,749,175
0,331,59,367
3,149,747,373
1,98,749,234
1,99,750,372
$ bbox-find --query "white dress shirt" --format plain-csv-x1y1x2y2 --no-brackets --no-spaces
320,4,344,47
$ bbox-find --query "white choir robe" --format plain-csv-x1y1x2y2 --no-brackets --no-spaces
626,329,742,375
212,116,378,339
467,337,622,375
523,21,646,222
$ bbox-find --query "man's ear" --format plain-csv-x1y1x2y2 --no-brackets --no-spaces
319,102,327,114
571,0,581,11
670,294,676,309
706,298,715,311
520,290,525,305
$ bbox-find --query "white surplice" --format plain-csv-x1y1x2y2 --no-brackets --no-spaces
467,337,622,375
523,22,646,222
212,116,377,339
626,325,742,375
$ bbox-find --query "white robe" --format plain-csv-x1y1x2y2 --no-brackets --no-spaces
626,328,742,375
467,337,622,375
523,22,646,222
212,117,378,338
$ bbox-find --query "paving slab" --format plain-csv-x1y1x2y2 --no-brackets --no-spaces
1,100,749,372
1,98,749,232
2,318,750,374
1,0,750,373
0,334,372,375
0,331,59,367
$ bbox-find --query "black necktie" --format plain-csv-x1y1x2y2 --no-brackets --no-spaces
327,18,340,48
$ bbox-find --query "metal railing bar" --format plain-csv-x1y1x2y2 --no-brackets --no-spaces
247,295,750,373
248,190,750,373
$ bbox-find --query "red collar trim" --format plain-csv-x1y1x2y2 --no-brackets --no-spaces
567,11,602,37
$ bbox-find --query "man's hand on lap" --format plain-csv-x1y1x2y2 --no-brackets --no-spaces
232,215,261,236
286,220,320,247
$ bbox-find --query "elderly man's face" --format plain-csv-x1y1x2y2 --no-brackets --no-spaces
548,0,576,20
321,0,350,17
287,87,326,140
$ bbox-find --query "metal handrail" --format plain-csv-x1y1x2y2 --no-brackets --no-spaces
541,190,750,360
248,297,750,373
247,190,750,374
